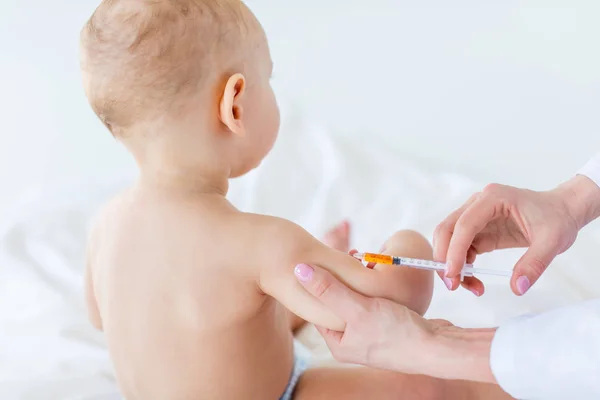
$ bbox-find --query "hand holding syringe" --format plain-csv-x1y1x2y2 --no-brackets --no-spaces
352,252,511,281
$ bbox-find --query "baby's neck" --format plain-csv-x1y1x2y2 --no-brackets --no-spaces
137,162,229,197
126,126,232,197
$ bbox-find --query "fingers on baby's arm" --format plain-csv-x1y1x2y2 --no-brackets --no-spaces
259,268,346,331
256,218,346,331
294,263,370,323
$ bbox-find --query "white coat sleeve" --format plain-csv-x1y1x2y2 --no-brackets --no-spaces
489,155,600,399
578,153,600,188
490,299,600,399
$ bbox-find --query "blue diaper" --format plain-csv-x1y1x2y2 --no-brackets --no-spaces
279,340,311,400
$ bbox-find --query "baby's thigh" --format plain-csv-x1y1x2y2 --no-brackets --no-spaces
377,230,434,315
293,367,509,400
293,367,446,400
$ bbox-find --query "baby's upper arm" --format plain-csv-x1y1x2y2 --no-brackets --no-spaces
255,218,345,331
256,218,400,331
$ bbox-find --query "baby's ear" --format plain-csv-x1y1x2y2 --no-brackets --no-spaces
219,73,246,136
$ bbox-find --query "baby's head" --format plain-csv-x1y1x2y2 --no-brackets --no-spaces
80,0,279,177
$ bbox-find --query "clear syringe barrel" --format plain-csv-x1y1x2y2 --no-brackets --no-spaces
353,253,511,279
393,257,512,279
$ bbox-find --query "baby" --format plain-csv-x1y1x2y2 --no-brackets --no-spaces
80,1,510,399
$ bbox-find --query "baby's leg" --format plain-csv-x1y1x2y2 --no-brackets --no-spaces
374,230,434,315
293,367,512,400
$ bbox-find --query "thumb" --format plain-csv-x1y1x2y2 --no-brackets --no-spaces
294,263,371,321
315,325,344,348
511,241,558,296
315,325,353,365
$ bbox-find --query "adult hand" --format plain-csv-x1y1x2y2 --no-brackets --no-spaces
293,263,498,383
293,263,451,375
433,176,600,296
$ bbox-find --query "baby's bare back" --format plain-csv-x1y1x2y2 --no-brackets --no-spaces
88,190,294,399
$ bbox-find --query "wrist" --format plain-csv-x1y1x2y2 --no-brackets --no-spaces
555,175,600,230
424,325,497,383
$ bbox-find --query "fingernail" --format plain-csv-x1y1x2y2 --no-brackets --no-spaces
469,288,481,297
516,276,531,295
443,277,453,290
294,264,314,283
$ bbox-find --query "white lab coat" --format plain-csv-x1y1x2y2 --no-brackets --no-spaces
490,155,600,399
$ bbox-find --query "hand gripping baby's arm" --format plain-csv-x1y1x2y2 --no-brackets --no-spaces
257,218,406,332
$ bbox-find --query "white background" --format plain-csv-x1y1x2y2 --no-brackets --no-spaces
1,0,600,209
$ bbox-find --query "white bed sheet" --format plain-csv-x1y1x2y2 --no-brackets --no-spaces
1,110,600,399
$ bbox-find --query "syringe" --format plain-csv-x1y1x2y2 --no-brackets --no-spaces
352,252,512,280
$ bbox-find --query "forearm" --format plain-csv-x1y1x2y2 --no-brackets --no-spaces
422,299,600,399
556,174,600,230
423,325,497,383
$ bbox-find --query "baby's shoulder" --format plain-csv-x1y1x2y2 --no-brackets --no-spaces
86,191,131,253
236,213,316,264
238,213,305,240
